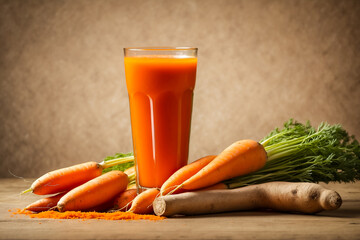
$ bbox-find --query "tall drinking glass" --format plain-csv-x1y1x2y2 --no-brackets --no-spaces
124,47,198,191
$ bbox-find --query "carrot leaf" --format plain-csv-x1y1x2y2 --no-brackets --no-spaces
102,152,135,173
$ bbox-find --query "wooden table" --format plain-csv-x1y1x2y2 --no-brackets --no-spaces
1,178,359,240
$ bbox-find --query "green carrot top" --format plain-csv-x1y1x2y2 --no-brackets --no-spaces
225,119,360,188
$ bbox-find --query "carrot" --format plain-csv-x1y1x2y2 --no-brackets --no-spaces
114,189,138,211
22,156,134,195
57,170,128,212
128,188,159,214
22,155,134,195
25,192,66,212
85,197,118,212
179,140,267,191
160,155,216,195
23,162,102,195
153,182,343,216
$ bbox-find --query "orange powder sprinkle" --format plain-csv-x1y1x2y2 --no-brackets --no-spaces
13,209,165,221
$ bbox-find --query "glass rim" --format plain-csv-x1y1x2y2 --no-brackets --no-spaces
124,47,198,51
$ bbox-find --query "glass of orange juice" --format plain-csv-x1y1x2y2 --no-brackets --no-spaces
124,47,198,191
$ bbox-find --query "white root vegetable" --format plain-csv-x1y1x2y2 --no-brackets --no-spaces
153,182,342,216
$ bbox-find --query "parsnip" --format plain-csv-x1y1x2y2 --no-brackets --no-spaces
153,182,342,216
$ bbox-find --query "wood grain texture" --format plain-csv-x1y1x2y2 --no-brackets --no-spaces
1,0,360,177
1,179,359,240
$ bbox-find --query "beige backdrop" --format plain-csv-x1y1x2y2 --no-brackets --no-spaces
1,0,359,178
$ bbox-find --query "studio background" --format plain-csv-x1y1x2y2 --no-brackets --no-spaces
1,0,359,178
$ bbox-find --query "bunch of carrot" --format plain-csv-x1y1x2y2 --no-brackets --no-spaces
23,139,268,215
23,155,141,214
23,119,357,216
160,139,267,195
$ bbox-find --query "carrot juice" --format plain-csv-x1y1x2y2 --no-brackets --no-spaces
124,47,198,189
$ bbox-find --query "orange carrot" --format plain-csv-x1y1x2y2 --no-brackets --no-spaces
114,189,138,211
160,155,217,195
57,170,128,212
22,155,134,195
128,188,159,214
25,192,66,212
180,139,267,191
85,197,118,212
24,162,102,195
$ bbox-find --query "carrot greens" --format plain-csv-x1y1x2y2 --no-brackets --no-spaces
102,152,134,173
224,119,360,188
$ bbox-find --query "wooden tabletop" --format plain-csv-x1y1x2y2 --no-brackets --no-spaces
1,178,359,240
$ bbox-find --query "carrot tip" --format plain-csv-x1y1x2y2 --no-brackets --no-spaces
57,204,64,212
21,188,32,195
49,206,58,211
118,200,134,212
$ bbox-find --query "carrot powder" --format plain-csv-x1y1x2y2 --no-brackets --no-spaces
12,209,164,221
